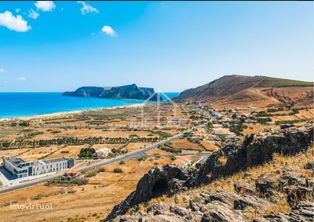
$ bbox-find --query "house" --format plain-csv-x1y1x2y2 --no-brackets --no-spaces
95,148,111,158
211,128,236,138
3,156,74,178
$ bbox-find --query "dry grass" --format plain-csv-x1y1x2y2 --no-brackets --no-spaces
217,156,228,165
243,124,279,135
170,138,201,150
133,147,314,221
0,157,174,222
200,141,219,152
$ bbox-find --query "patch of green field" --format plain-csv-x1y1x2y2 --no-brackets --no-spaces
256,77,313,88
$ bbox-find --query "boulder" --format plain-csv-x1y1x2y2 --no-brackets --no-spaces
146,203,165,215
258,201,314,222
255,173,278,200
234,181,255,195
201,201,246,222
279,172,306,187
285,186,314,207
279,171,314,207
304,161,314,170
169,206,189,217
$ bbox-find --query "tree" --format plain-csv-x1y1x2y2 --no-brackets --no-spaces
79,147,96,158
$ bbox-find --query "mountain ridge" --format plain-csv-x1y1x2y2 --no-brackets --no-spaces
175,75,313,108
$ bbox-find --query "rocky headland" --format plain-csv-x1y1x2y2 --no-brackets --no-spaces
63,84,161,101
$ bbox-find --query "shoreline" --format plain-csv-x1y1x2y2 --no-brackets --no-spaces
0,103,145,122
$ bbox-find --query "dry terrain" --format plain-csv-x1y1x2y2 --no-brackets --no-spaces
0,158,174,222
0,97,313,222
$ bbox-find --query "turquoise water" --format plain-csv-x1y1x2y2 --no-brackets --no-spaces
0,92,179,118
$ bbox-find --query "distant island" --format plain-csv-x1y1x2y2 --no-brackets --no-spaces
63,84,161,101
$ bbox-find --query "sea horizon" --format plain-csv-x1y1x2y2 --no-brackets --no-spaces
0,92,179,118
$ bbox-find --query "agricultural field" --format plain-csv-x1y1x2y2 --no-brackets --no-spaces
0,103,191,161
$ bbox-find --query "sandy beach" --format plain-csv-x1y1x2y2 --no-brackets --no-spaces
0,103,145,122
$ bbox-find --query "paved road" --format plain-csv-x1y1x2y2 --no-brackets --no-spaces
0,131,189,194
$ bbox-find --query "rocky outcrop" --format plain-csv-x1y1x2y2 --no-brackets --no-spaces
107,190,269,222
63,84,160,101
255,201,314,222
194,124,313,185
234,181,255,195
105,124,313,221
108,166,314,222
255,173,278,201
105,165,189,220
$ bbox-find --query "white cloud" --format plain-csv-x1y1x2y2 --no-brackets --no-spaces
0,68,5,73
0,11,31,32
16,76,26,81
15,8,21,13
101,25,116,37
77,1,99,15
28,9,40,19
35,1,56,12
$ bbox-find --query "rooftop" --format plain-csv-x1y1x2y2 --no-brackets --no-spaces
4,156,25,165
43,157,69,164
5,156,70,167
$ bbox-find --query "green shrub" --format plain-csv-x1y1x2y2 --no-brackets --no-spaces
113,168,123,173
51,130,61,134
85,170,97,178
72,178,89,185
218,135,227,142
229,122,245,135
79,147,96,158
31,194,44,200
256,118,272,124
19,121,30,127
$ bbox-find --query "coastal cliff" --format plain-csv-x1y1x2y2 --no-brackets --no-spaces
63,84,161,101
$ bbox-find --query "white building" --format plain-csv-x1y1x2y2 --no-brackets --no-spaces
95,148,111,158
3,156,74,178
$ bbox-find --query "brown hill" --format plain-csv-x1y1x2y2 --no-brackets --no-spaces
175,75,313,108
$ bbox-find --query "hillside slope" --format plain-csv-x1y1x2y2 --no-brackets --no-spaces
175,75,313,108
105,124,314,222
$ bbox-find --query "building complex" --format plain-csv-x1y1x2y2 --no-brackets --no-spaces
3,156,74,178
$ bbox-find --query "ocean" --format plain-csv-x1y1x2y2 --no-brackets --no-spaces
0,92,179,118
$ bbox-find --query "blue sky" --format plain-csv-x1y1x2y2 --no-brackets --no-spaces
0,1,313,92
